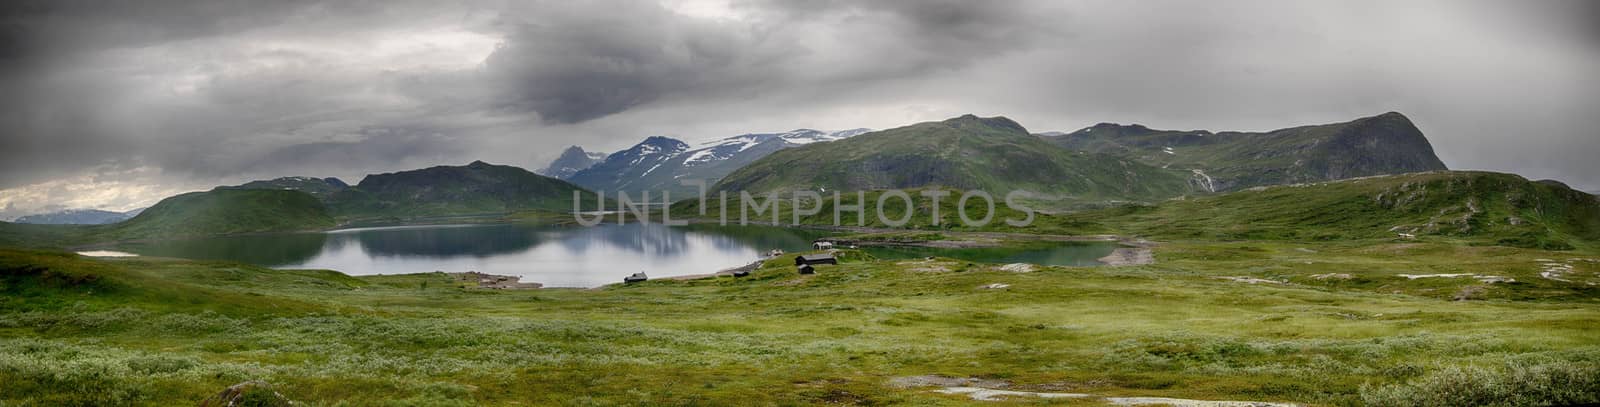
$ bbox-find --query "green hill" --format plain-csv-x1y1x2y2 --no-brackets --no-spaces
219,176,349,198
326,160,592,222
1041,112,1448,192
1062,171,1600,249
102,189,335,240
712,115,1194,206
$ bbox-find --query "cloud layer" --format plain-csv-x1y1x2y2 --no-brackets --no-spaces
1,0,1596,216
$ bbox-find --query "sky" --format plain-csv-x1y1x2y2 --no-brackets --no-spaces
0,0,1596,218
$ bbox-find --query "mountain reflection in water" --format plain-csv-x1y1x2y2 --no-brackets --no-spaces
116,223,1114,287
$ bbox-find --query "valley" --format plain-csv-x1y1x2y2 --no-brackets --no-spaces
2,113,1597,406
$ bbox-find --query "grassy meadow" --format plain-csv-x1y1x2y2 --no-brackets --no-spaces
2,237,1598,405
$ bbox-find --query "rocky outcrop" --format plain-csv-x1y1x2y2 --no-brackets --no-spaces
538,145,606,179
199,381,294,407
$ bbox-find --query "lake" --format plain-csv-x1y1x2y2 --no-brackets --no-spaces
114,223,1117,287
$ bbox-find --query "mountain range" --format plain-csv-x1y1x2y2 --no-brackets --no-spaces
1038,112,1448,192
13,208,144,225
18,111,1587,247
211,161,591,225
558,129,870,198
712,115,1194,205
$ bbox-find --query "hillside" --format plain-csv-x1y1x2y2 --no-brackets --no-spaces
220,176,349,198
712,115,1194,205
1040,112,1448,192
105,189,335,239
1061,171,1600,249
326,160,591,221
564,129,869,198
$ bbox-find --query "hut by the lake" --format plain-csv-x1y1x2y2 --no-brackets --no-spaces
795,253,837,266
624,272,648,283
813,241,834,250
797,264,816,274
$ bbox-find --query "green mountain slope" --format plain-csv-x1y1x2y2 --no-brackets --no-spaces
1041,112,1448,192
220,176,349,198
327,160,591,221
1062,171,1600,249
712,115,1194,205
106,189,335,240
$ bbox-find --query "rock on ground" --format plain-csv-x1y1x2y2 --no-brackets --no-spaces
199,380,294,407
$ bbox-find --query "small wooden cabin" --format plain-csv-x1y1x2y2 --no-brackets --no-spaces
795,253,838,266
813,241,835,250
797,264,816,275
624,272,648,283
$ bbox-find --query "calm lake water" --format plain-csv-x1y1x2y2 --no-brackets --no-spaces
115,224,1116,287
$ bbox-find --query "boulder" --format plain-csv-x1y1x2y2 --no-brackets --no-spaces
198,380,293,407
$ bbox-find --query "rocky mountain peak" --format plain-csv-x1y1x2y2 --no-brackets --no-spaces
538,146,608,179
632,136,689,155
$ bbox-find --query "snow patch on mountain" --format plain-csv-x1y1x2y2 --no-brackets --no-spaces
565,128,870,195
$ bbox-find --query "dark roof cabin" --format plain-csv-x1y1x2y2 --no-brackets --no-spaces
795,253,837,266
797,264,816,275
624,272,648,283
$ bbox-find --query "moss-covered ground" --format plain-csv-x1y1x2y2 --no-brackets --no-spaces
2,237,1597,406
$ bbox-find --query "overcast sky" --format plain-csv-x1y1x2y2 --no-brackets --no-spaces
0,0,1596,218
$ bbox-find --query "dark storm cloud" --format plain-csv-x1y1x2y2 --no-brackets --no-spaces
481,2,758,124
0,0,318,65
477,0,1053,124
0,0,1597,216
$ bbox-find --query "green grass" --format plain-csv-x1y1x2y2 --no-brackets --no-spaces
1,239,1597,406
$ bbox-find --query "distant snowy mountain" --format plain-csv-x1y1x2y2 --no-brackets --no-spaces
563,129,869,198
537,146,607,179
14,208,143,225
